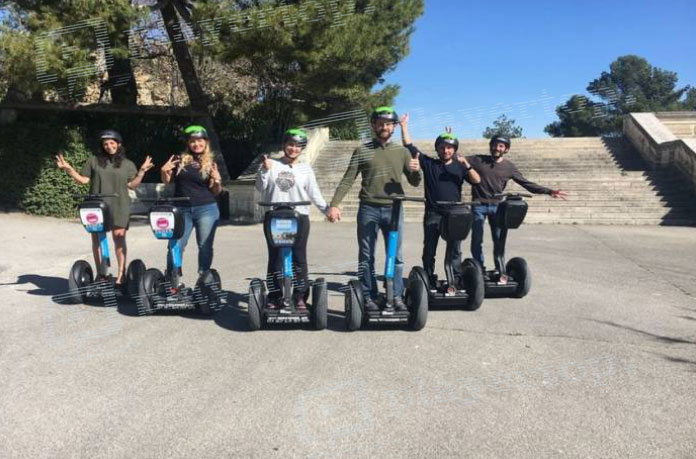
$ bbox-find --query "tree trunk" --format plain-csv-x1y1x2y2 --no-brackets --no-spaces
107,57,139,105
160,0,230,180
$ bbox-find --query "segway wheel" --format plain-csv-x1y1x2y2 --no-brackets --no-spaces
344,279,363,332
461,258,485,311
248,278,265,331
196,269,222,316
67,260,93,304
507,257,531,298
125,259,146,299
406,271,428,331
139,268,164,315
311,278,328,330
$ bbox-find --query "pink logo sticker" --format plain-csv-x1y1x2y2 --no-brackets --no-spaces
86,213,99,224
157,218,170,229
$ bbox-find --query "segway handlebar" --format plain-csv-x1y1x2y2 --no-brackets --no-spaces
494,192,532,199
373,194,425,203
74,193,118,199
140,197,191,203
435,200,479,206
258,201,311,208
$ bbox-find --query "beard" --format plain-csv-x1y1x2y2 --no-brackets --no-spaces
377,128,392,139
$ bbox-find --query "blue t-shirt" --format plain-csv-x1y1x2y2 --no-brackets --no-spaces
406,144,472,211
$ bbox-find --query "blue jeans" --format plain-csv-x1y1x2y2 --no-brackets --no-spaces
167,203,220,275
357,202,404,299
470,203,504,272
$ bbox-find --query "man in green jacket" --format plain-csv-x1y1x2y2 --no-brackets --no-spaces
327,107,421,311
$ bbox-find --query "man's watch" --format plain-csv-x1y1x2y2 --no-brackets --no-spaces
464,164,473,172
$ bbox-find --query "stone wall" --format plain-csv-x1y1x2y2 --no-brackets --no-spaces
624,112,696,192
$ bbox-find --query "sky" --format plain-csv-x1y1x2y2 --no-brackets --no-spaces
385,0,696,138
2,0,694,139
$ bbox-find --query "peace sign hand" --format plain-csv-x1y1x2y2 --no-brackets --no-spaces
55,153,73,171
161,155,180,173
140,155,154,173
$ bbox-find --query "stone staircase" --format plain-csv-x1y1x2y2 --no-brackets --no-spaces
312,137,696,225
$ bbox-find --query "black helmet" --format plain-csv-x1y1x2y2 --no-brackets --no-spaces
99,129,122,144
370,106,399,123
489,135,511,149
183,125,209,140
435,132,459,152
283,128,308,148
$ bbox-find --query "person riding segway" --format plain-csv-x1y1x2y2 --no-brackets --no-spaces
466,134,568,296
327,107,421,318
249,128,331,330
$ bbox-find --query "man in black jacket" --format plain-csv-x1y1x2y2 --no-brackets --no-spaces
467,135,567,283
400,113,481,285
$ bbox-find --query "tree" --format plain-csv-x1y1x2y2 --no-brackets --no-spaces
545,55,694,137
1,0,424,177
482,114,524,139
1,0,144,103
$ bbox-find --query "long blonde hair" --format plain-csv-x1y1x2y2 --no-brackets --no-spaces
178,141,214,179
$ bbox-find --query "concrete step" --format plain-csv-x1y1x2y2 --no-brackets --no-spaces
308,136,696,226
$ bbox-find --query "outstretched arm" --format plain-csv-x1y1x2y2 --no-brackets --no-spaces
511,165,565,197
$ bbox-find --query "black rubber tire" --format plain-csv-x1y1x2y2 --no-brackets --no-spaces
406,274,428,331
461,258,485,311
507,257,531,298
248,278,264,331
139,268,163,315
196,269,222,316
67,260,93,304
125,259,146,299
409,266,429,291
344,279,363,332
312,278,328,330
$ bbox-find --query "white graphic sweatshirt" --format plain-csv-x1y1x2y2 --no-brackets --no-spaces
255,158,329,216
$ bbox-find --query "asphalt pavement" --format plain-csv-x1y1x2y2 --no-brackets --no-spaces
1,212,695,459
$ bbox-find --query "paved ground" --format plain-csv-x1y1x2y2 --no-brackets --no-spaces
1,212,695,459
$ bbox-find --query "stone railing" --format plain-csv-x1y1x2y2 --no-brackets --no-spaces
624,112,696,193
656,111,696,138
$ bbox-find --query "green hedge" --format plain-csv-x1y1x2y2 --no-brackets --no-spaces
0,109,187,218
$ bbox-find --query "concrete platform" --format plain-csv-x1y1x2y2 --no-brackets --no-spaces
1,212,695,459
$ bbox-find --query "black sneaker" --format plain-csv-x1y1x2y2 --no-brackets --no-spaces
365,298,380,311
393,296,408,312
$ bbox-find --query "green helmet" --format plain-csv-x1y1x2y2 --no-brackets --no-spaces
183,125,208,140
370,106,399,123
283,128,308,148
435,133,459,152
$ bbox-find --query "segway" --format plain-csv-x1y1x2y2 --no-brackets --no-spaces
67,193,144,304
480,192,532,298
137,197,222,316
247,201,327,331
413,201,485,310
344,195,428,331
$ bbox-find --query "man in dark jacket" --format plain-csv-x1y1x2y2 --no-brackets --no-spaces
467,135,567,283
400,113,481,285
